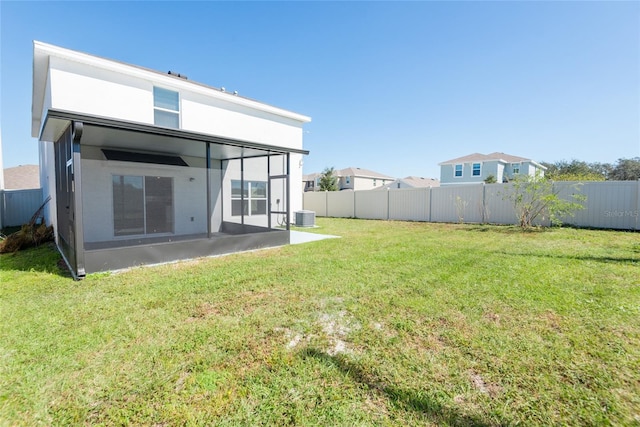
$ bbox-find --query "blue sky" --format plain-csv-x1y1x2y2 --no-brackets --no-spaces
1,1,639,179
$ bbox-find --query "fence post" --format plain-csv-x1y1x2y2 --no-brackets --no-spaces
428,187,432,222
482,183,486,224
353,191,357,219
325,191,329,217
636,179,640,231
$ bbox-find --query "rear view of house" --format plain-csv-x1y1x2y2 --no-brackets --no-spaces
32,41,311,278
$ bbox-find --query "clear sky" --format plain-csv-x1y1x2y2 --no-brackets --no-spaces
1,1,639,179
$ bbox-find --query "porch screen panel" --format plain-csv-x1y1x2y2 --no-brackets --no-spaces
251,181,267,215
54,125,77,266
231,180,267,216
231,179,248,216
113,176,144,236
145,176,173,234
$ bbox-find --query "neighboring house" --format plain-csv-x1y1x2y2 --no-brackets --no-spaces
439,152,546,185
377,176,440,190
302,172,321,192
32,41,310,278
303,167,394,191
335,167,394,191
3,165,40,189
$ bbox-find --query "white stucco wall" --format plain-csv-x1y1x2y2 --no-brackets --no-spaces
49,57,152,124
38,140,57,230
181,92,304,150
46,57,306,151
43,54,307,213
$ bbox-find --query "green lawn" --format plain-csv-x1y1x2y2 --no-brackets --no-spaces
1,219,639,426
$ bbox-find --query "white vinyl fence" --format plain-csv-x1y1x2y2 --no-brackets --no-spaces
0,188,43,228
303,181,640,231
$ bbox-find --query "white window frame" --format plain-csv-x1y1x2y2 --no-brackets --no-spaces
153,86,180,129
472,162,482,177
231,180,267,216
345,176,351,185
512,163,520,174
454,164,463,178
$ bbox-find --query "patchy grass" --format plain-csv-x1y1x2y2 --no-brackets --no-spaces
1,219,638,425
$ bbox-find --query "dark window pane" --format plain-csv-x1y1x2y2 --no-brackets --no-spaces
252,200,266,215
232,200,248,216
145,176,173,234
113,175,144,236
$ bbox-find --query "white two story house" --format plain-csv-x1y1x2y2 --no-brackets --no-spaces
32,41,311,278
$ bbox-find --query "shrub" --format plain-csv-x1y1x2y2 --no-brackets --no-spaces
502,172,586,228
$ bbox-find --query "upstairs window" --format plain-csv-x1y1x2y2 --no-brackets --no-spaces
153,87,180,128
512,163,520,174
454,164,463,177
345,176,351,185
472,163,481,176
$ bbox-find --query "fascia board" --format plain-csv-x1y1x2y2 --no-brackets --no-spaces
32,42,51,137
32,41,311,124
40,108,310,156
529,160,547,170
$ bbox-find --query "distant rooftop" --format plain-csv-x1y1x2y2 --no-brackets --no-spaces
439,152,546,169
3,165,40,190
335,167,395,180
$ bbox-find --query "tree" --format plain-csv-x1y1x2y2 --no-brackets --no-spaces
608,157,640,181
484,174,497,184
319,167,339,191
503,171,586,228
541,159,608,181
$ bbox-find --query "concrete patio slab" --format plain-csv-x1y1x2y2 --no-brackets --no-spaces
290,230,340,245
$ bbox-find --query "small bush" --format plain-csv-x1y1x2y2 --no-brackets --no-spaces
0,224,54,253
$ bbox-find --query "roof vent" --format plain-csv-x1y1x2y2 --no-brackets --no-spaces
167,71,188,80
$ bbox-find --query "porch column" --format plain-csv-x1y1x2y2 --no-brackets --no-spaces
71,121,86,278
267,154,271,229
206,142,211,238
240,156,245,226
286,152,290,231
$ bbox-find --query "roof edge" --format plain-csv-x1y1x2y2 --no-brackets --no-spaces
41,109,310,156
